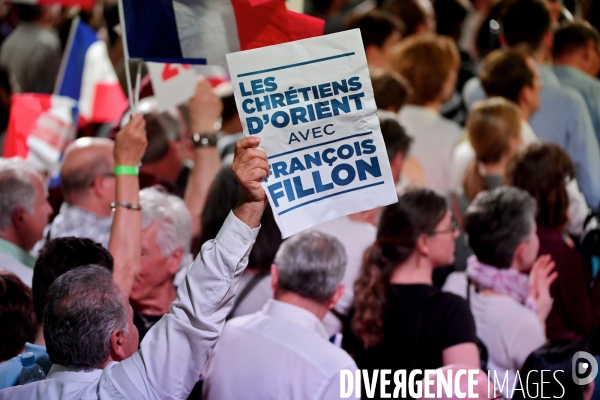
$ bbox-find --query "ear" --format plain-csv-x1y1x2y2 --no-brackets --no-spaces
416,233,430,257
109,328,128,362
543,31,553,51
91,174,104,197
270,265,279,295
326,284,345,310
512,241,526,269
167,247,184,276
365,44,381,67
11,207,25,227
390,152,404,182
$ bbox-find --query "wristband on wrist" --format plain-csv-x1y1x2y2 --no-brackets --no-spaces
111,202,142,212
114,165,139,176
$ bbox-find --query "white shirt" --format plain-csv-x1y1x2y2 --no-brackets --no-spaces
0,253,33,287
312,216,377,335
443,272,546,398
398,105,463,195
0,211,259,400
202,299,358,400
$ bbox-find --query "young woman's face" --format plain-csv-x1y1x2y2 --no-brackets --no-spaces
428,210,459,267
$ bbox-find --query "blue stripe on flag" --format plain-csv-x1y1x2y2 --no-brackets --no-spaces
57,20,97,101
123,0,183,60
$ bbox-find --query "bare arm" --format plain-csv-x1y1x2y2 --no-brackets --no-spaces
442,342,480,369
184,78,223,240
109,115,148,295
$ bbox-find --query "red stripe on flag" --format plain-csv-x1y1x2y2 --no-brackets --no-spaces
231,0,292,50
90,83,128,123
3,94,52,158
36,0,95,10
286,11,325,40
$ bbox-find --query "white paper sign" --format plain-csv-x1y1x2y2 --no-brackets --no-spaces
227,30,398,238
147,62,197,111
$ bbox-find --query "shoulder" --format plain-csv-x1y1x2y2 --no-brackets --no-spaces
442,272,468,298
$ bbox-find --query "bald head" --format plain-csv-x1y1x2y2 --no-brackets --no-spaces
60,138,115,207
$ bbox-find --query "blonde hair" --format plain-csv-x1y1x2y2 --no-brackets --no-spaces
463,97,521,202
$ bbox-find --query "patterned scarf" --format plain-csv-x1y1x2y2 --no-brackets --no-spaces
466,256,538,312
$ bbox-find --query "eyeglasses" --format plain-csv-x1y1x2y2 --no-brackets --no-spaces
430,220,460,235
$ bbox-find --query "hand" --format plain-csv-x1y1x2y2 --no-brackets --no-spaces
114,114,147,166
232,137,268,204
189,77,223,133
528,254,558,321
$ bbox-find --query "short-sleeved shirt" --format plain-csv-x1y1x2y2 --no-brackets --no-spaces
343,284,477,399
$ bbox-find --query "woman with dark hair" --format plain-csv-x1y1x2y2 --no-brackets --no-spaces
506,143,600,343
513,340,594,400
198,165,283,318
343,188,479,398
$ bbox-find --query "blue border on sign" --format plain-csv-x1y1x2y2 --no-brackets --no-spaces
277,181,385,215
236,52,356,77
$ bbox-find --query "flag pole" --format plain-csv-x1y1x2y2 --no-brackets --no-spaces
134,60,142,111
54,16,80,95
117,0,136,115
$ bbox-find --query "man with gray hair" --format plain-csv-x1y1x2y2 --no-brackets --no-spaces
129,186,192,340
0,159,52,286
34,137,116,253
202,231,359,400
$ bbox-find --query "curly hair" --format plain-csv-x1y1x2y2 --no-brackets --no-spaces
352,188,446,348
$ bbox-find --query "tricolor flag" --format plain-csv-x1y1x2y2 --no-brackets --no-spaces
3,94,77,172
55,18,128,125
120,0,325,67
9,0,95,10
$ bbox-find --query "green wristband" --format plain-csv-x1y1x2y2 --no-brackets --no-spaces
114,165,139,176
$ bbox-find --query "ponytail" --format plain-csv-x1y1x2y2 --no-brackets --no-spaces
352,244,394,349
462,160,489,203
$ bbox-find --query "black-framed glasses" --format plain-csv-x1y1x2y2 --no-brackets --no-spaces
430,220,460,235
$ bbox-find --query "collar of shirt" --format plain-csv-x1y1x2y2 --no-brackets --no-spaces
47,364,103,383
537,64,561,87
520,119,539,144
400,104,440,121
261,299,329,340
0,237,35,268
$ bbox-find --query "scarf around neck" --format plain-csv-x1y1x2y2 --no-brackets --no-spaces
466,256,538,312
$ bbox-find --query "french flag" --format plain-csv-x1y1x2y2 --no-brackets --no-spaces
121,0,324,67
55,18,128,125
3,94,78,172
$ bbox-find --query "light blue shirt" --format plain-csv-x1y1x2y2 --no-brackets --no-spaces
0,211,259,400
553,65,600,145
462,65,600,209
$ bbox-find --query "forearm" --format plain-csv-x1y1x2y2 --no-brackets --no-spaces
233,199,267,229
184,146,221,240
116,212,259,399
109,175,141,295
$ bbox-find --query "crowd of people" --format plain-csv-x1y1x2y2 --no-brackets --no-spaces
0,0,599,399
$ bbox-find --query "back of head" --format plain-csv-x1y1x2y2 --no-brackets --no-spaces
463,97,521,201
500,0,551,51
505,143,574,230
552,22,600,60
200,166,282,273
274,231,346,302
480,49,534,103
32,237,114,324
513,340,588,400
392,34,460,106
464,186,536,268
384,0,428,37
15,5,43,22
0,272,36,361
378,112,413,161
344,10,405,47
60,138,114,200
433,0,468,40
371,68,411,113
140,187,192,263
142,110,182,163
353,187,447,348
44,265,127,371
0,158,40,233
